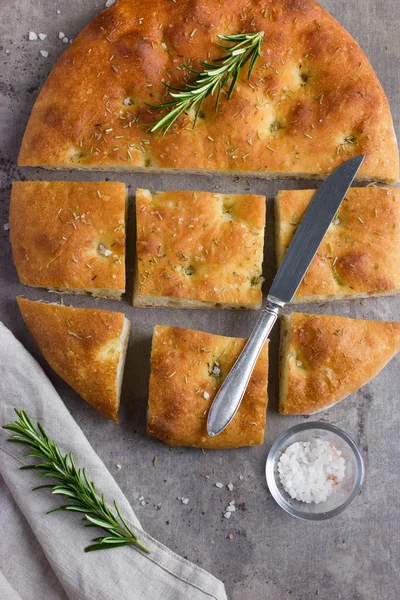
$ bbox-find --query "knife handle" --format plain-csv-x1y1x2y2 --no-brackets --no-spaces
207,296,284,437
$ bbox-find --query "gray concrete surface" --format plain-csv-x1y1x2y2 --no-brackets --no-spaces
1,1,399,598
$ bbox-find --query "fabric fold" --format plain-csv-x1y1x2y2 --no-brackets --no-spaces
0,322,227,600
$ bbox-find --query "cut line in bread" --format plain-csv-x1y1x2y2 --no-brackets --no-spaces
17,297,130,422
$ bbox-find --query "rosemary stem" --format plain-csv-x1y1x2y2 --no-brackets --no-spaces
146,31,264,135
3,409,152,555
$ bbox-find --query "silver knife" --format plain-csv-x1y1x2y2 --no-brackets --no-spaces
207,155,365,437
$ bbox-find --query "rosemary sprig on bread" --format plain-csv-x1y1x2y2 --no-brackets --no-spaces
147,31,264,135
3,409,151,554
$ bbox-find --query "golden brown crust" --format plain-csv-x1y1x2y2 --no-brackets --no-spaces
17,297,130,421
18,0,398,181
148,325,269,448
276,186,400,302
134,189,265,308
279,312,400,415
10,181,126,298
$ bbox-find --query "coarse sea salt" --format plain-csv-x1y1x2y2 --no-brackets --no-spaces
278,439,345,504
98,244,112,257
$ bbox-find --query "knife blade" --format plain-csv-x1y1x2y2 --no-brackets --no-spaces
207,155,365,437
270,155,365,303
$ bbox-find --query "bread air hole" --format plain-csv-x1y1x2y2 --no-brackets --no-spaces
182,265,195,276
208,360,221,378
70,151,86,162
289,351,306,369
250,275,263,286
299,70,311,86
219,195,236,221
331,261,347,287
187,106,207,124
270,121,283,133
337,134,359,155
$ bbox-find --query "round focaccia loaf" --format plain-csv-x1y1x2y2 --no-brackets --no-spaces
18,0,398,181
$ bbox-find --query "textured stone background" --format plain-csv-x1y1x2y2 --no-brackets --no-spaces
0,1,399,599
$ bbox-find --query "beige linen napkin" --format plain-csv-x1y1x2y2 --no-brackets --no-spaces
0,322,227,600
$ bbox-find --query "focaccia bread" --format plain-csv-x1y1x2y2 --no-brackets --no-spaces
17,297,130,421
133,189,265,309
148,325,269,448
279,312,400,415
10,181,126,299
275,186,400,302
18,0,398,182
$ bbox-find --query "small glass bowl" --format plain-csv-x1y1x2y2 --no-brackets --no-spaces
265,422,364,520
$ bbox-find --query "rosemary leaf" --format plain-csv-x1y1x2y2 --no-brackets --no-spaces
147,31,264,135
3,409,151,555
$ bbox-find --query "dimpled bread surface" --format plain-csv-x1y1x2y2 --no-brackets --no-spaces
134,189,266,309
148,325,269,448
275,186,400,302
18,0,398,181
10,181,126,298
279,312,400,415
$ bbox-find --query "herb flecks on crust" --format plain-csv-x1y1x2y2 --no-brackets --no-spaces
18,0,398,181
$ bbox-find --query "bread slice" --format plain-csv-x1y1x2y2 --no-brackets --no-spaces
148,325,269,448
275,186,400,303
133,189,265,309
279,312,400,415
18,0,398,182
10,181,126,299
17,297,130,421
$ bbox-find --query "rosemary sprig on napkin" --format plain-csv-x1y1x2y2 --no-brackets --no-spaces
3,409,151,554
147,31,264,135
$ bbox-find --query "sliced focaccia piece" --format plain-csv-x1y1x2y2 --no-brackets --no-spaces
134,189,266,309
148,325,269,448
10,181,126,299
18,0,398,181
275,186,400,303
17,297,130,421
279,312,400,415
